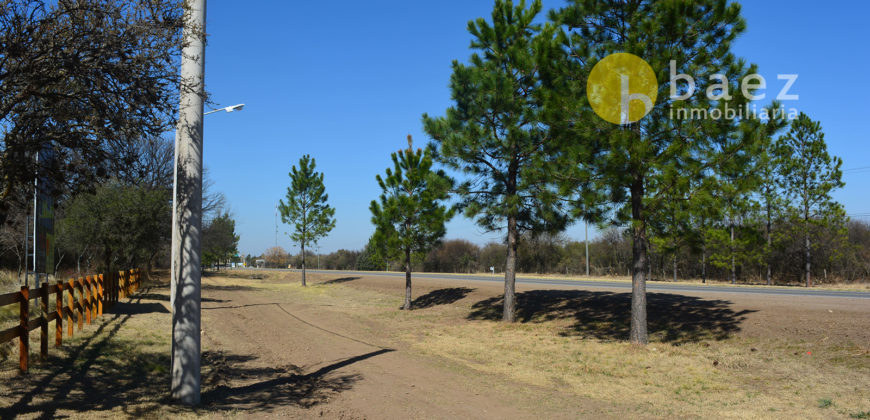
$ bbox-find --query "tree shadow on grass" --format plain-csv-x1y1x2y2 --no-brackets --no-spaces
412,288,475,309
108,301,169,315
0,289,380,418
320,277,360,285
468,290,756,344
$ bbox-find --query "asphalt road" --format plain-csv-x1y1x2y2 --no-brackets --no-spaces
268,268,870,299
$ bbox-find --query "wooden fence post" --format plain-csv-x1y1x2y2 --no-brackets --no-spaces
19,285,28,373
40,282,48,360
97,274,103,316
88,276,96,320
55,281,63,347
118,271,124,300
84,276,91,325
76,277,84,331
67,280,74,338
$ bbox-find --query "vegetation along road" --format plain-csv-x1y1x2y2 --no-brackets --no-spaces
276,269,870,300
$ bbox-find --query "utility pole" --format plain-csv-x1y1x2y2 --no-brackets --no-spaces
275,204,278,248
170,0,205,406
585,221,590,276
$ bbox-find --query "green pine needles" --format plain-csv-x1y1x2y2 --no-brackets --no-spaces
279,155,336,286
371,135,454,310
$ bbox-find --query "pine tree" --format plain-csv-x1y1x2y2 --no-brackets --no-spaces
776,113,844,287
754,109,789,285
649,188,691,282
423,0,569,322
278,155,336,286
550,0,753,343
710,120,767,284
370,136,453,310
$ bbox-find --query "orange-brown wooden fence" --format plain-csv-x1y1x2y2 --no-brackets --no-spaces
0,268,141,373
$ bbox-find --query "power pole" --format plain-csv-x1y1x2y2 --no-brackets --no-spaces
585,221,590,276
275,204,278,248
170,0,206,406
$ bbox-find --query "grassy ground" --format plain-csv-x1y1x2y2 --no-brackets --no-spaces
226,270,870,419
1,269,868,418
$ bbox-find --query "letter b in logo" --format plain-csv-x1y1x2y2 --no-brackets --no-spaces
587,53,658,125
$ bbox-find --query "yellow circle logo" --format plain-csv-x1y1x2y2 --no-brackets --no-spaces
587,53,658,125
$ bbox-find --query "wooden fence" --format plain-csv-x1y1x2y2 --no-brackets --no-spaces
0,268,141,373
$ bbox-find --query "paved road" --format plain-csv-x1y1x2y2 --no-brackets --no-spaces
269,268,870,299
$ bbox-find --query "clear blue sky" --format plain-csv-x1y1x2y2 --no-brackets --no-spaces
199,1,870,256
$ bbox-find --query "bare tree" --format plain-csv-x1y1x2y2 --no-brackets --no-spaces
0,0,184,223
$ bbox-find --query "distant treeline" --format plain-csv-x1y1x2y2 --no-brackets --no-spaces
251,217,870,285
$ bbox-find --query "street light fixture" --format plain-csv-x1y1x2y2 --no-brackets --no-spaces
204,103,245,115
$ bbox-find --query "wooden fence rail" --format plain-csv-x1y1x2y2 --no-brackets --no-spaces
0,268,141,373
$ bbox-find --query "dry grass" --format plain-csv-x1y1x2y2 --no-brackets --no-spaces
222,270,870,419
2,269,867,418
0,276,205,419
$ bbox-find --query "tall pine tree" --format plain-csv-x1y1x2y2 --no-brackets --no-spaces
776,113,844,287
278,155,336,286
423,0,569,322
370,135,454,310
550,0,754,343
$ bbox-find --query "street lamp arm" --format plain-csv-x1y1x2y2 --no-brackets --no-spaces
204,103,245,115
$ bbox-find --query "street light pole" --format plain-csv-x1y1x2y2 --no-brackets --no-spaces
170,0,206,405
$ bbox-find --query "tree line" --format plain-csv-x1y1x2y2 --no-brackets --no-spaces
274,0,853,345
0,0,240,277
257,214,870,285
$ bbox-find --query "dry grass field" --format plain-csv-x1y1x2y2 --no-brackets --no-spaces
0,269,868,418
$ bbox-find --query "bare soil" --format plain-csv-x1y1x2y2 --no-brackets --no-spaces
0,270,867,419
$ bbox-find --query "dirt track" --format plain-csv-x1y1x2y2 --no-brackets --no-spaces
197,276,587,419
196,272,870,418
2,271,867,418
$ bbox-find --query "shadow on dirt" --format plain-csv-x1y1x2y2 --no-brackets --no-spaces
202,302,279,311
321,277,360,285
412,287,475,309
202,284,257,292
0,287,384,418
201,348,392,410
135,292,228,304
468,290,755,344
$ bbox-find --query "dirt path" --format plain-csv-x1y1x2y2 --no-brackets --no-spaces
2,271,865,418
197,278,585,419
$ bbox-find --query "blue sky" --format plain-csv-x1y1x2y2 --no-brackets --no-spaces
200,1,870,256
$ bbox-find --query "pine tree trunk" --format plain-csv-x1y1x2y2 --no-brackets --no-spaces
301,243,307,287
701,243,707,284
766,200,772,286
804,212,811,287
673,254,677,282
503,215,518,322
403,248,412,310
629,177,648,345
730,223,736,284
